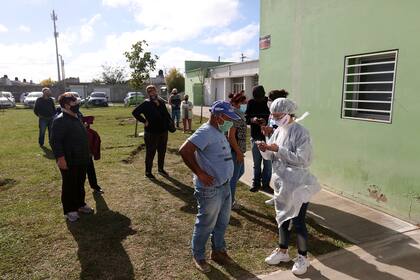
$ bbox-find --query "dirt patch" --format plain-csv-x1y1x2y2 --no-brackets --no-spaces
118,118,136,126
0,178,17,190
121,144,145,164
103,144,138,150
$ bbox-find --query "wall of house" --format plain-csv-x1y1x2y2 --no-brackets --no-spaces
260,0,420,223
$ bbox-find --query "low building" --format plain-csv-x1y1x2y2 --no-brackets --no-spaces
185,60,259,106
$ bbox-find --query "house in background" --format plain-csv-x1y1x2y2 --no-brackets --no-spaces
185,60,259,106
259,0,420,223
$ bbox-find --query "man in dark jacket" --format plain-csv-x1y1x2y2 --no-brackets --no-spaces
34,87,56,147
51,92,93,222
132,85,170,179
245,85,272,192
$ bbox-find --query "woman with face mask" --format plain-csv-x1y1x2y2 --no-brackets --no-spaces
227,92,247,209
181,94,194,133
257,98,321,276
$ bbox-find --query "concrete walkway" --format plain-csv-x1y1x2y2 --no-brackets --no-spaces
192,107,420,279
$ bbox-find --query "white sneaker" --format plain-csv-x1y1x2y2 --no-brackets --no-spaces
292,254,310,275
78,205,94,214
66,211,79,222
265,197,275,206
264,248,290,265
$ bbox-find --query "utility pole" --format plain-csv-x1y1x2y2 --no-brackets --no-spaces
240,53,247,62
59,54,66,90
51,10,61,82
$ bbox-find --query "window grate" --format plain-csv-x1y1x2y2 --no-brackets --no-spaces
341,50,398,123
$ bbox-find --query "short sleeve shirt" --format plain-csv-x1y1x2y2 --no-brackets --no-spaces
188,123,234,188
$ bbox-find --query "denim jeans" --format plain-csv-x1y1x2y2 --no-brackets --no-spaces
39,118,53,146
279,203,309,256
250,138,272,187
171,108,180,127
230,150,244,203
192,181,231,260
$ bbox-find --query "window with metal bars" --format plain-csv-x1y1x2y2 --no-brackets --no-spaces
341,50,398,123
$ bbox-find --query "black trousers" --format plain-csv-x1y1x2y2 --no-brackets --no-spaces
60,165,87,215
87,157,98,189
144,131,168,173
279,203,309,256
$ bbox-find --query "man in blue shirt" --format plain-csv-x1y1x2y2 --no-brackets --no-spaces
179,101,240,273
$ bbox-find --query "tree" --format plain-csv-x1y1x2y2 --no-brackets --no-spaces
124,40,158,91
165,68,185,93
100,64,126,85
124,40,159,136
40,78,55,87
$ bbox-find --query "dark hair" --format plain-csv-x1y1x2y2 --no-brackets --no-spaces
58,92,77,108
252,85,265,100
228,92,246,105
268,89,289,101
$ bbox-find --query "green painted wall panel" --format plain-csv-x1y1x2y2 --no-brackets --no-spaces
260,0,420,223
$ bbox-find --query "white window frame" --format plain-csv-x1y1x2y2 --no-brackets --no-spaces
341,50,398,123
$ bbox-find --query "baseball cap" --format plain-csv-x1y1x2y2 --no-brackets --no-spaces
209,100,240,120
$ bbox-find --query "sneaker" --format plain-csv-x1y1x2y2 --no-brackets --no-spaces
93,186,104,194
158,169,169,176
265,248,290,265
292,255,310,275
265,197,275,206
249,186,260,192
78,205,94,214
210,250,234,265
66,211,79,222
193,258,211,273
145,173,156,179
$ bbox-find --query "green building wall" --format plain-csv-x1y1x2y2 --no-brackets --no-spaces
260,0,420,223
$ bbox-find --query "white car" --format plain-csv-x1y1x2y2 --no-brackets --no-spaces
0,91,16,108
66,92,82,103
24,91,43,108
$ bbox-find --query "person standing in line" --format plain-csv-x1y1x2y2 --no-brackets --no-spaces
82,116,104,194
132,85,170,179
245,85,272,192
50,93,94,222
179,101,240,273
169,88,181,128
257,98,320,275
227,92,247,209
34,87,56,147
181,94,194,133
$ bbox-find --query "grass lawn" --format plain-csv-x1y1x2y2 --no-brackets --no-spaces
0,106,350,280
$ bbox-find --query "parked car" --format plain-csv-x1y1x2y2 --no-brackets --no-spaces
0,91,16,108
66,91,82,103
84,92,108,107
20,92,29,103
124,92,144,106
24,91,43,108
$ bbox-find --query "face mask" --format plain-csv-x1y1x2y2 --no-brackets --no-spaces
274,114,291,127
239,104,247,113
149,95,157,100
218,119,233,133
70,104,79,113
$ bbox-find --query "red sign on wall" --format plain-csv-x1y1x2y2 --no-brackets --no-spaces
259,35,271,50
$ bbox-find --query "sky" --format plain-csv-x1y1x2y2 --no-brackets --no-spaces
0,0,260,83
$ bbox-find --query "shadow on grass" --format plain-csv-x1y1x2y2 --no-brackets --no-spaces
41,146,55,160
67,193,137,280
0,178,17,191
204,259,258,280
151,175,242,225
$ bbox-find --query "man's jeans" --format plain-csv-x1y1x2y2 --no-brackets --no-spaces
192,182,231,260
39,118,53,146
250,139,272,187
230,150,244,203
171,108,180,127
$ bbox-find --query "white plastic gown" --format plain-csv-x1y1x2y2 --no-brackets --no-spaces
260,122,321,227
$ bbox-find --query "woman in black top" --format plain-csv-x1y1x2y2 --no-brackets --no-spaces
245,85,272,192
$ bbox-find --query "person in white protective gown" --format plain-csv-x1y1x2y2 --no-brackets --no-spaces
256,98,320,276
